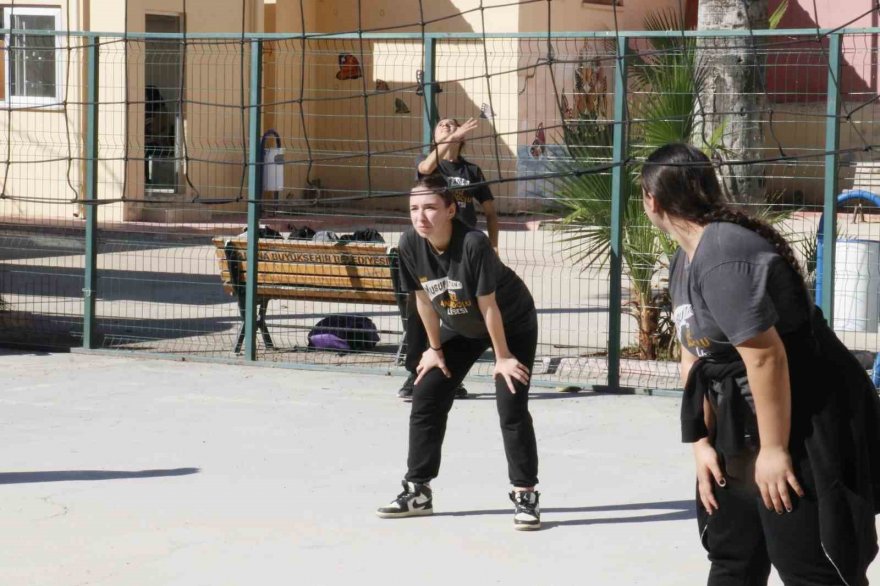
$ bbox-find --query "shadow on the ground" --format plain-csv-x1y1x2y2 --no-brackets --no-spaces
0,467,200,485
0,347,50,357
456,390,601,401
0,227,211,262
433,499,695,527
0,311,241,352
0,264,229,305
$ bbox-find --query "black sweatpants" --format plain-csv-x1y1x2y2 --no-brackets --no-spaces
701,450,850,586
404,327,539,488
403,292,428,373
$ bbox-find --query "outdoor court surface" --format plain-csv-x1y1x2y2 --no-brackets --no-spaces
1,350,878,586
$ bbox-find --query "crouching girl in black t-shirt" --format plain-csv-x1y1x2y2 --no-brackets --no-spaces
376,174,542,530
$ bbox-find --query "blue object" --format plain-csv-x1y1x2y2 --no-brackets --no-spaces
814,190,880,303
872,353,880,388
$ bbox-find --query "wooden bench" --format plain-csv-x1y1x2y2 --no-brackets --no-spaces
212,236,405,354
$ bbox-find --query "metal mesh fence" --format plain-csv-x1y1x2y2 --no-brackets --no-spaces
1,28,879,391
0,30,86,350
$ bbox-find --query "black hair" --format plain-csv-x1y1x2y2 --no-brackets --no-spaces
641,143,805,287
412,174,454,207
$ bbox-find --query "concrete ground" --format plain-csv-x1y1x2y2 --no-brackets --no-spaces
4,211,880,391
2,351,877,586
0,218,684,389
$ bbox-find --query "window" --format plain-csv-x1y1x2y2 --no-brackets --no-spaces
2,7,63,105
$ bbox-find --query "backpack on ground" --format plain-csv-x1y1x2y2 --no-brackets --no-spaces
307,315,380,352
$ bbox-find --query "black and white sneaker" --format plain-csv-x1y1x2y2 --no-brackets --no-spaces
376,480,433,518
397,373,416,400
509,490,540,530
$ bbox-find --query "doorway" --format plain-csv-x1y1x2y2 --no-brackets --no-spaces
144,14,182,194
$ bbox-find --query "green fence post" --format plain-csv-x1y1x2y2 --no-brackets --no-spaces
821,33,842,322
422,35,438,153
244,39,263,361
607,35,629,392
83,35,99,349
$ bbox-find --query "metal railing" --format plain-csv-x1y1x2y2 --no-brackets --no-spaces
1,27,879,391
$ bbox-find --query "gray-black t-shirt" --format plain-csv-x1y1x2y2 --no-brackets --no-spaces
669,222,810,361
416,157,493,228
398,219,537,339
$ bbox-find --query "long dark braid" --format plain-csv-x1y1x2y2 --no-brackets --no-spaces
699,206,807,290
642,143,806,290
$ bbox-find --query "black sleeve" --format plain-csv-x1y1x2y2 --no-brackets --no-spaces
699,261,778,345
472,166,494,204
468,234,500,297
396,232,421,293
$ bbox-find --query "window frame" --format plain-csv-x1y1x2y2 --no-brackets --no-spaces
2,6,64,107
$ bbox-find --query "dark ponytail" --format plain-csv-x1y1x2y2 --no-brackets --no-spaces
642,143,806,289
700,207,806,290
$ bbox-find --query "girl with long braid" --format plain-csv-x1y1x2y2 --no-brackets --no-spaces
642,143,880,585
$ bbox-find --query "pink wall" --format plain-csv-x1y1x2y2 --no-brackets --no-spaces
766,0,877,102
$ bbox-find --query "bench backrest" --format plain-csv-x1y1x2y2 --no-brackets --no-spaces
212,237,400,305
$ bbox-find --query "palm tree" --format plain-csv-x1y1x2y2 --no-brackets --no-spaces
552,10,709,360
552,6,790,360
693,0,770,203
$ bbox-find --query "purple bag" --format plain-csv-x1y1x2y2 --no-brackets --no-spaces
307,333,351,351
307,315,380,352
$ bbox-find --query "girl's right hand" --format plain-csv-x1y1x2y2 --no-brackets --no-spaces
452,118,478,142
755,445,804,514
694,438,726,515
414,347,451,385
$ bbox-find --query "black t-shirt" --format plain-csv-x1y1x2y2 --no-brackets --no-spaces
669,221,811,361
398,219,537,339
417,157,493,228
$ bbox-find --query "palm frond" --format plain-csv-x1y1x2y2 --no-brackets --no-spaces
549,6,713,359
769,0,789,30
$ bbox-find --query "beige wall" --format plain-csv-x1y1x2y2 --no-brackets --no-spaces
519,1,679,33
271,0,681,213
262,0,319,204
761,101,880,206
1,0,263,224
98,0,264,221
2,0,721,223
0,0,85,222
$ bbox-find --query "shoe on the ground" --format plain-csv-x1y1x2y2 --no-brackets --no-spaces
509,490,540,530
397,372,416,400
376,480,433,518
454,384,468,399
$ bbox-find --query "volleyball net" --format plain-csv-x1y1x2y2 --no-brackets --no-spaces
1,0,880,388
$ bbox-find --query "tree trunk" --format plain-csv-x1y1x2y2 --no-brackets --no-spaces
638,302,659,360
694,0,768,204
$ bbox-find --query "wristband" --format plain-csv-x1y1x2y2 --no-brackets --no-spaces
430,345,443,351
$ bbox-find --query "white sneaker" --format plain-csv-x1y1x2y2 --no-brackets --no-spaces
509,490,540,530
376,480,433,518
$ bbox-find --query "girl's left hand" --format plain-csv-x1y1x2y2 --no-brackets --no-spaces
493,356,530,394
755,445,804,514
